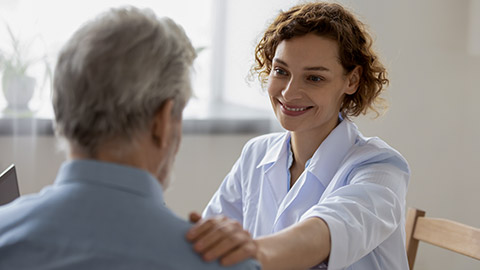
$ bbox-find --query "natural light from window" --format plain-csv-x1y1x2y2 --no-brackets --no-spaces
0,0,301,121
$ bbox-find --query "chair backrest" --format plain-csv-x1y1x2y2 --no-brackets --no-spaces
405,207,480,270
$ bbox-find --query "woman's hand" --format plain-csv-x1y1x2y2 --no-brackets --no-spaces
186,212,259,266
186,213,330,270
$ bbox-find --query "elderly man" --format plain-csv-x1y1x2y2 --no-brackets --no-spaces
0,7,259,270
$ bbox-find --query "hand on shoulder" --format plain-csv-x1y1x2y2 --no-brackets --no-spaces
186,212,259,267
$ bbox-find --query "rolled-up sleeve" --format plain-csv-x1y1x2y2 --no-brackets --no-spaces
301,157,409,270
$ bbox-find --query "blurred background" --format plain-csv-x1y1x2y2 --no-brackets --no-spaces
0,0,479,269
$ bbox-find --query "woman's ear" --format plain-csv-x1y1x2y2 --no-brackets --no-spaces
345,66,362,95
151,99,174,149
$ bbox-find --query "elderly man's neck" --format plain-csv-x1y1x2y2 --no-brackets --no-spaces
68,138,151,172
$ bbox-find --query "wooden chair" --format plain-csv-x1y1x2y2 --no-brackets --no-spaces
405,207,480,269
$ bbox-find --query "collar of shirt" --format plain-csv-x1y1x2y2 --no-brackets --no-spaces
54,159,165,205
256,118,359,188
286,139,312,191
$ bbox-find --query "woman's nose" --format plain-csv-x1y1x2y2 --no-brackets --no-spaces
281,78,303,101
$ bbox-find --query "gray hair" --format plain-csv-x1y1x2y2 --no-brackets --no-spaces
53,6,196,156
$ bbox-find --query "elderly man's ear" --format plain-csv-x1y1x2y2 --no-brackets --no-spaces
151,99,175,149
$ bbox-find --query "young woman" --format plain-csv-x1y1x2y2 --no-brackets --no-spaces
188,2,409,269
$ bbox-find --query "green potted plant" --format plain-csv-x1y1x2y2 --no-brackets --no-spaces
0,24,50,112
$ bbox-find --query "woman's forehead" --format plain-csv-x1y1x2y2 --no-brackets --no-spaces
274,34,341,70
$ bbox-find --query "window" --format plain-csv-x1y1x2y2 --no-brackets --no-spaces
0,0,299,123
0,0,213,118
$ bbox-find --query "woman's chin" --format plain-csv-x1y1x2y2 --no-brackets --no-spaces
277,120,301,132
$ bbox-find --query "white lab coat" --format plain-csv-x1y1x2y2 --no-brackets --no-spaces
203,119,410,270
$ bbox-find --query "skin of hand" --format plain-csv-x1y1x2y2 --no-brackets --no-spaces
187,213,331,270
186,212,259,266
254,217,331,270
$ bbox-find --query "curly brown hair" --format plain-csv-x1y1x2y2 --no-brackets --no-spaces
253,2,388,118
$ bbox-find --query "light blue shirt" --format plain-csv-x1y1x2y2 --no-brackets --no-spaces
203,119,410,270
0,160,260,270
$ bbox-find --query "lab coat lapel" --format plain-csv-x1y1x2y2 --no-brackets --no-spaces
263,157,289,210
251,166,287,237
308,119,358,188
256,133,290,209
272,172,325,232
251,133,290,236
272,119,359,232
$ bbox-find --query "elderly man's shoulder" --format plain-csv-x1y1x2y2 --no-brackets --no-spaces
158,212,261,270
0,189,260,270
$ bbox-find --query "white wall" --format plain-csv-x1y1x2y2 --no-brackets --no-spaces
345,0,480,269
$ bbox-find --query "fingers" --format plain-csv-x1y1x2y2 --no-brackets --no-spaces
206,229,256,265
189,211,202,224
186,216,223,241
220,240,258,266
197,220,245,258
185,215,257,265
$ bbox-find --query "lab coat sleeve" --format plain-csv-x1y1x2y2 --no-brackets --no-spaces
202,151,246,224
300,155,409,270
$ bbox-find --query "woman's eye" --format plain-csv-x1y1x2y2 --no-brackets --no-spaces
308,75,324,82
273,68,287,76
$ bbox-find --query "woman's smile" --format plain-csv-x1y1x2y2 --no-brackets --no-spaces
267,34,357,136
278,99,313,116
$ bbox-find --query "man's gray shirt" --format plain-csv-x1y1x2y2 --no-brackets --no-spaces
0,160,260,270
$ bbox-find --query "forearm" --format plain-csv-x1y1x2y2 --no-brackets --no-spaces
255,217,331,270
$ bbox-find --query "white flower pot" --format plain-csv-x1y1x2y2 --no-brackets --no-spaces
2,74,36,111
